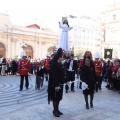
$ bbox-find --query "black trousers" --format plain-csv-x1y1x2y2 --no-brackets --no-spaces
65,71,75,91
45,70,50,81
36,76,44,89
95,76,102,91
20,75,29,90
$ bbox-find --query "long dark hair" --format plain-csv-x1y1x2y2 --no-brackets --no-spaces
52,48,63,63
63,20,69,27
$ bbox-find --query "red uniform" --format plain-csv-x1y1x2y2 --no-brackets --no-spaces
112,64,120,74
79,59,84,68
44,58,50,71
94,60,102,77
18,59,30,75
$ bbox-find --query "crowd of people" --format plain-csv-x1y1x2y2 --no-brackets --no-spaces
0,49,120,117
0,57,47,76
0,52,120,92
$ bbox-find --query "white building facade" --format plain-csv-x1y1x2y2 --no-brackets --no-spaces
68,16,104,58
0,13,59,59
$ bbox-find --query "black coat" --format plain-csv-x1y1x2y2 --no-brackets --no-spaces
2,58,6,65
64,60,78,82
11,60,18,72
48,62,65,102
36,67,46,77
81,65,96,95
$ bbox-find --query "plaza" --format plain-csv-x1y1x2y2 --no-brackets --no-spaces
0,75,120,120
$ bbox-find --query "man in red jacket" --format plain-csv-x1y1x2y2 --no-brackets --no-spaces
93,52,102,92
18,50,30,91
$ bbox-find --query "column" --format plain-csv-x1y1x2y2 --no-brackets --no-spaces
39,41,42,59
7,38,12,58
11,38,17,58
35,40,38,58
41,42,45,59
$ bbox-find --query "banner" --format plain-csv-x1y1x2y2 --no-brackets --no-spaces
104,49,113,59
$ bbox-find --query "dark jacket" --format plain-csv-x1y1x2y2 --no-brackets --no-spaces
51,62,65,87
81,64,96,94
48,62,65,103
11,60,18,72
66,59,78,72
37,67,46,77
2,58,6,65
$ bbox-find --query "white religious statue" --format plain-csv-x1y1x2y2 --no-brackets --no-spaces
58,19,73,52
20,50,26,58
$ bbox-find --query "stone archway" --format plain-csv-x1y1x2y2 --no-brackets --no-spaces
0,42,6,58
48,47,54,55
24,45,33,59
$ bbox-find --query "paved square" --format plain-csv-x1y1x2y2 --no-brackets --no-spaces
0,75,120,120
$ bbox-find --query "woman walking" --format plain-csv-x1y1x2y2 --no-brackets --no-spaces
81,56,96,109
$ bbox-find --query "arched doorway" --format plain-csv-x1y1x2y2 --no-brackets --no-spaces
24,45,33,59
48,47,54,55
0,43,6,58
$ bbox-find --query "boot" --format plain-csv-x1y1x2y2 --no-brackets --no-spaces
53,110,60,117
84,95,89,109
90,94,94,108
56,101,63,115
53,101,60,117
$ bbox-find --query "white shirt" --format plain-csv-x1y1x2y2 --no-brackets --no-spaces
68,60,74,71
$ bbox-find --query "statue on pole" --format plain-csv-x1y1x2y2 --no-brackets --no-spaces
58,17,73,53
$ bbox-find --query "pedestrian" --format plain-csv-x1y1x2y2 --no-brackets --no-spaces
65,54,78,93
1,57,7,76
81,56,97,109
11,58,18,75
48,48,65,117
36,61,46,89
18,50,30,91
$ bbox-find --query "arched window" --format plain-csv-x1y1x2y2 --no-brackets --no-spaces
48,47,54,55
24,45,33,59
0,43,5,58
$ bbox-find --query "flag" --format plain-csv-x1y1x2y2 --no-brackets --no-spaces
104,49,113,59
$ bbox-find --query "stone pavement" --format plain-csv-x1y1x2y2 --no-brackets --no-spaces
0,75,120,120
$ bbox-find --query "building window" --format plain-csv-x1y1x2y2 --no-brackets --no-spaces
113,14,116,20
82,29,85,32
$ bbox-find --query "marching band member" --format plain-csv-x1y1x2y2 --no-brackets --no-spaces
93,52,102,92
18,50,30,91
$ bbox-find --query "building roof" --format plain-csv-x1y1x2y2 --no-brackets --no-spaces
26,24,44,30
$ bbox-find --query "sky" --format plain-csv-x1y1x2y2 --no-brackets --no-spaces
0,0,114,29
